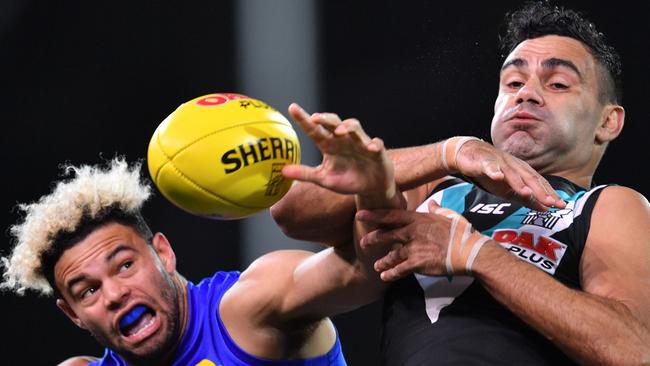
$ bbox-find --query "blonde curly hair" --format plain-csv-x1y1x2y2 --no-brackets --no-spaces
1,158,151,296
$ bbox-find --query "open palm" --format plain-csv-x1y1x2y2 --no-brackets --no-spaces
283,103,394,196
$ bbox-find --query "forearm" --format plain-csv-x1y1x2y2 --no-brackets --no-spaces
352,183,407,290
388,143,447,191
474,242,650,365
271,182,356,246
271,142,446,244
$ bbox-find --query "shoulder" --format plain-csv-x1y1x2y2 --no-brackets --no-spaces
221,250,314,312
218,250,323,356
57,356,99,366
240,250,314,283
582,185,650,275
586,186,650,252
588,185,649,241
586,185,650,226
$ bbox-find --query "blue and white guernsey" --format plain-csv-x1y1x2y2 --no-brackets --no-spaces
381,175,608,366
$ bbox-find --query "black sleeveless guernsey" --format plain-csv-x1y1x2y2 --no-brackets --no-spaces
381,176,608,365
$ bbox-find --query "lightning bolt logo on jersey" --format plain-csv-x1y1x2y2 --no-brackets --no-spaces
381,175,609,366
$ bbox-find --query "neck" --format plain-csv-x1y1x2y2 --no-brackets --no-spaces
175,274,190,346
539,167,593,189
533,146,604,189
165,273,189,362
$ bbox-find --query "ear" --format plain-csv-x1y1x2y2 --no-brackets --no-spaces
152,232,176,274
595,105,624,144
56,298,86,330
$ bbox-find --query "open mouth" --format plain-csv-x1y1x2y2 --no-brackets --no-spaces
119,304,157,339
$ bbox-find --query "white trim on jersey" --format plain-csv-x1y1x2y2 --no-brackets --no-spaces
574,184,607,218
415,274,474,323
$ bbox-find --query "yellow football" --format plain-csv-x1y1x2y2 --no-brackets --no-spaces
147,93,300,219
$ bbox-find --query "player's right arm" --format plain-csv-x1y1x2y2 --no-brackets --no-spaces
271,103,565,246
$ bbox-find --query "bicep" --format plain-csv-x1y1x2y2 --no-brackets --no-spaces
581,186,650,325
221,250,346,356
223,248,371,326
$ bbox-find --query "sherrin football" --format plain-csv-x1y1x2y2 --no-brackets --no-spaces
147,93,300,219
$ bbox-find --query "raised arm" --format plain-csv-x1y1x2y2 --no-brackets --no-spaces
220,106,404,359
271,104,565,246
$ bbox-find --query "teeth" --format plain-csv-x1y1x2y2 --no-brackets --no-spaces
125,312,154,337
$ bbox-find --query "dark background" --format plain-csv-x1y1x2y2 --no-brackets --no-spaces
1,1,648,365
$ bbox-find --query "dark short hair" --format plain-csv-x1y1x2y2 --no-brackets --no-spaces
499,1,622,104
40,206,153,297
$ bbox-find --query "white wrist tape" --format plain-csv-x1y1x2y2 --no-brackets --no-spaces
440,136,482,173
434,207,490,275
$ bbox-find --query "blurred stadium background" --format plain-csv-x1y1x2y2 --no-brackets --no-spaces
2,1,648,364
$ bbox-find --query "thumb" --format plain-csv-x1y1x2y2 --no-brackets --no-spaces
427,200,441,212
428,200,459,219
282,164,320,183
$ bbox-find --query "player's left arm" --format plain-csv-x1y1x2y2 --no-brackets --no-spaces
476,186,650,365
220,110,403,358
579,186,650,360
221,246,384,358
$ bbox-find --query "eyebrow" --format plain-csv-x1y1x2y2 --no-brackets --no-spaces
65,245,135,294
501,57,583,80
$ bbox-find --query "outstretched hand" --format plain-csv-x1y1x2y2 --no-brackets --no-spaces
283,103,394,197
451,139,566,211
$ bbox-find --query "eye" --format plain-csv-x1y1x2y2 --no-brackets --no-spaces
549,82,569,90
80,287,98,299
120,260,133,272
506,81,524,89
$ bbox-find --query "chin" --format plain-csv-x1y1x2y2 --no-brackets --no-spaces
109,330,176,364
91,311,180,363
499,132,538,159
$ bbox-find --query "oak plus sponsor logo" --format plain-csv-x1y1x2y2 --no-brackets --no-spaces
521,208,572,229
492,229,567,274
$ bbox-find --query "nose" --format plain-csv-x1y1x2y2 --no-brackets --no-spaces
515,79,544,106
102,278,130,309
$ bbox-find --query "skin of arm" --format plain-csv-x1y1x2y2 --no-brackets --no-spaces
473,186,650,364
220,105,405,359
270,143,439,247
272,105,564,246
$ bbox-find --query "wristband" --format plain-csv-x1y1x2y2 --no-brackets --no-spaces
434,207,489,275
440,136,482,173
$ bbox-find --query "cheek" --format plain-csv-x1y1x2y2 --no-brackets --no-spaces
79,306,113,332
493,94,509,117
142,266,176,301
491,95,510,140
554,101,592,137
